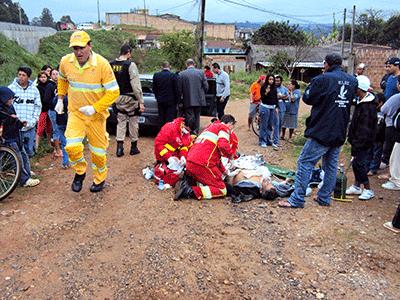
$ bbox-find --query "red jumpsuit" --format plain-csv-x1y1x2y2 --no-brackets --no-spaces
153,117,192,186
186,121,235,199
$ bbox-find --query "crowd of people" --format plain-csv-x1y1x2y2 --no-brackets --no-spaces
0,30,398,233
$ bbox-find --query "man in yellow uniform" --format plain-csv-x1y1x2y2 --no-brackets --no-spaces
55,31,120,193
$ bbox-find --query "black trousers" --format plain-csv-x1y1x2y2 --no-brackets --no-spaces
216,95,230,120
184,106,201,134
352,148,372,186
393,204,400,228
158,102,177,125
382,126,396,165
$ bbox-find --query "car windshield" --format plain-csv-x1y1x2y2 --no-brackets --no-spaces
141,79,153,95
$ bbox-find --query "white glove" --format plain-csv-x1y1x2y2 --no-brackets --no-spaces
54,99,64,114
180,156,186,166
79,105,96,116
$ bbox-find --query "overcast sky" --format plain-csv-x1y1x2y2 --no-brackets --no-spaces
18,0,398,25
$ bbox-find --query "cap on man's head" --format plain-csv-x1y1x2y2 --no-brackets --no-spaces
357,75,371,92
69,31,91,48
357,63,366,69
0,86,15,103
387,57,400,66
324,53,342,66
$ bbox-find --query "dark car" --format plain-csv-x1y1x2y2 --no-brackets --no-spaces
106,74,216,135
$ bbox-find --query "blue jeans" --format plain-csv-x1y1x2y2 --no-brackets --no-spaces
48,110,60,141
288,138,341,207
58,125,69,166
21,127,36,157
273,109,282,145
259,105,274,145
5,141,31,185
369,142,383,173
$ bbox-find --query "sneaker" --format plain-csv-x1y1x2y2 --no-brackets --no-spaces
23,178,40,187
272,144,279,151
30,171,36,176
379,162,388,170
383,222,400,233
382,181,400,191
345,185,362,195
359,189,374,201
260,143,267,148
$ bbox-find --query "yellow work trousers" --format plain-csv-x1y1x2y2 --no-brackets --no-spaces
65,112,109,184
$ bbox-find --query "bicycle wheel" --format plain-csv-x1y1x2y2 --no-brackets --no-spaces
251,109,260,137
0,146,22,201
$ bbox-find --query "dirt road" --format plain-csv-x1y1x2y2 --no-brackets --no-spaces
0,100,399,299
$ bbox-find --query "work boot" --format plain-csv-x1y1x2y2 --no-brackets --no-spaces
130,141,140,155
71,173,86,193
174,177,194,200
116,141,124,157
90,181,105,193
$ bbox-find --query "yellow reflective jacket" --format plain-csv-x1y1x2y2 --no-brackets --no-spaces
58,51,120,118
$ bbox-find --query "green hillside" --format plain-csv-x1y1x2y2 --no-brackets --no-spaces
0,30,136,86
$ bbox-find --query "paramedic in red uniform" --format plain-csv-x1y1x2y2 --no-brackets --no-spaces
175,114,237,200
153,117,192,186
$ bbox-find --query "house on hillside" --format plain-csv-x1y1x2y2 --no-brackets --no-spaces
204,40,247,72
247,42,398,87
136,33,161,49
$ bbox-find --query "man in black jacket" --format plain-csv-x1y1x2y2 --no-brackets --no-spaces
152,61,179,125
279,54,358,208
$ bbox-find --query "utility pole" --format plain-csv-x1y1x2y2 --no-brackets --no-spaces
143,0,148,27
97,0,101,27
340,8,346,57
349,5,356,74
198,0,206,67
16,0,22,24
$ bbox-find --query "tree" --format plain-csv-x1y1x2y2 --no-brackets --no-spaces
0,0,29,24
39,8,55,28
383,14,400,48
252,21,308,45
160,30,196,70
59,15,75,26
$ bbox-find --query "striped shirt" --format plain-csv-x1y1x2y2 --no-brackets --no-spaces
8,79,42,131
58,51,119,118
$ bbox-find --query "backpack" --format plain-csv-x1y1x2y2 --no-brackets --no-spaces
393,107,400,131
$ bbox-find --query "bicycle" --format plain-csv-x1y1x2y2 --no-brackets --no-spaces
0,126,22,201
251,104,260,137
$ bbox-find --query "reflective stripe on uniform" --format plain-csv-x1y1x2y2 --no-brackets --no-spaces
70,156,85,166
66,137,84,146
88,144,107,156
180,146,188,152
159,148,169,157
164,143,176,151
200,186,212,199
91,163,107,173
69,81,105,93
103,80,119,91
218,130,230,142
197,131,218,144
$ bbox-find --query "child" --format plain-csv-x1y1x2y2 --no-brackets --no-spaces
0,86,40,187
56,96,69,168
346,76,377,200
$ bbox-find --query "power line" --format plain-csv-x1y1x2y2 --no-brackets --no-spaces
219,0,333,26
240,0,340,18
158,0,197,14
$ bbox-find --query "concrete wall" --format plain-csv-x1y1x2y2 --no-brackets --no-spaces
355,47,398,90
0,22,56,54
205,55,247,72
106,13,235,40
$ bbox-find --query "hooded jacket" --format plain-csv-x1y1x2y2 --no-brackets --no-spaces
0,97,24,143
8,78,42,131
303,65,358,147
348,92,377,155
